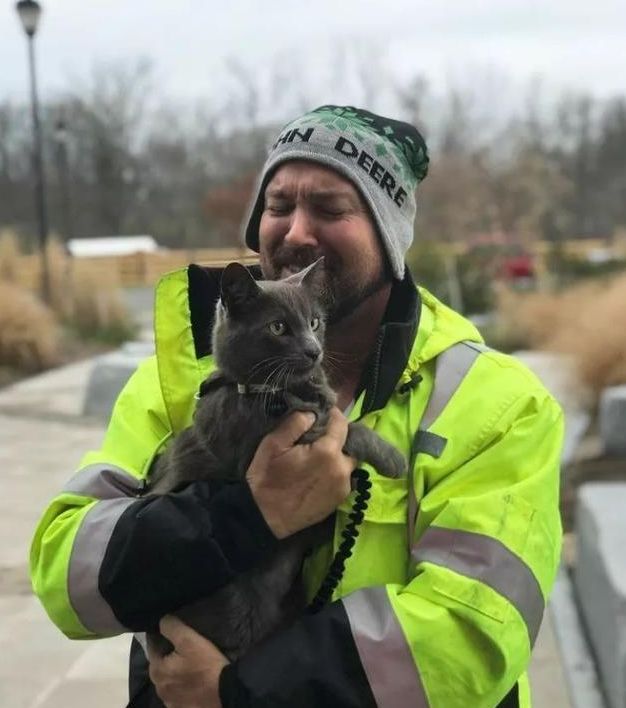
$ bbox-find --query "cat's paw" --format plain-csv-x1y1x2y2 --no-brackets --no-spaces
283,392,313,410
297,423,325,445
381,447,408,479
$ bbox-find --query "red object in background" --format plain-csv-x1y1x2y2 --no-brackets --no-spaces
501,253,535,279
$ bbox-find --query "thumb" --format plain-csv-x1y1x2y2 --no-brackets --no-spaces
265,410,316,451
159,615,196,655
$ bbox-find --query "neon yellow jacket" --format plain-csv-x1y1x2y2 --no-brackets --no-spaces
30,266,563,707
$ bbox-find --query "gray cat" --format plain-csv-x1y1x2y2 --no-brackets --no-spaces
146,259,406,660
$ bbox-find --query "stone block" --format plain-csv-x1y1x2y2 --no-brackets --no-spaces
82,341,154,422
574,483,626,708
599,385,626,456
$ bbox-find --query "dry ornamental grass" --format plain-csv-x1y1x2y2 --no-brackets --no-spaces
495,274,626,399
0,231,135,377
0,229,21,283
68,263,133,340
0,281,60,371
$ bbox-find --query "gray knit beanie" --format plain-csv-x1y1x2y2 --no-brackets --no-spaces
243,105,429,280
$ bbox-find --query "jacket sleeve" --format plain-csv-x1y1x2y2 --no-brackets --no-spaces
29,356,278,639
219,386,564,708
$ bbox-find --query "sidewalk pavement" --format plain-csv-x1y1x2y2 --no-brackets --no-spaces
0,356,572,708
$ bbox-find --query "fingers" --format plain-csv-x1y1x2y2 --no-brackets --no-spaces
266,410,316,451
159,615,196,657
158,615,229,661
160,614,185,641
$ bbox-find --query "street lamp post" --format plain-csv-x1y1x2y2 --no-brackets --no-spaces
15,0,50,303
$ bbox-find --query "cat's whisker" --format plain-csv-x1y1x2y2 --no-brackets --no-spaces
284,364,295,389
324,349,357,365
249,358,291,391
268,367,285,407
261,362,285,411
322,356,340,373
245,356,286,383
285,366,294,393
322,356,343,379
262,363,282,389
268,365,289,411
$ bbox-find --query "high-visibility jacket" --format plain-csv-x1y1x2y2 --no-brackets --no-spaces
30,265,564,707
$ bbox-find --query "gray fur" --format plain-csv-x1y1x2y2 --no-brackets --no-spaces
147,260,406,659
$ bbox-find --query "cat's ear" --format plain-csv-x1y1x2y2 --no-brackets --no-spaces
220,262,261,315
283,257,325,290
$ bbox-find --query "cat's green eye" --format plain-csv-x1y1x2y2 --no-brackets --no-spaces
269,321,286,336
310,317,320,331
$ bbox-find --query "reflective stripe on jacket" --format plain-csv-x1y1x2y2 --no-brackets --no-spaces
30,265,563,707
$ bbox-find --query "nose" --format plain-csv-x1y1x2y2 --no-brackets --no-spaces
284,207,318,248
303,345,322,364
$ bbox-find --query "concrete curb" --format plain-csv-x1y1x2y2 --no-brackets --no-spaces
550,566,606,708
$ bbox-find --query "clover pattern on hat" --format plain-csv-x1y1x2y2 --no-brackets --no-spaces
307,106,429,188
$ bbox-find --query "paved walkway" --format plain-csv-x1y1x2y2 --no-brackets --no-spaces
0,361,129,708
0,355,573,707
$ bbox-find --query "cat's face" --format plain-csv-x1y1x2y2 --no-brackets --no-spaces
212,261,327,386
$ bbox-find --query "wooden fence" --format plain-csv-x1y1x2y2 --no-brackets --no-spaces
9,236,626,292
12,247,260,291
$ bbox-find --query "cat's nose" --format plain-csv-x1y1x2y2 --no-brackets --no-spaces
304,347,321,364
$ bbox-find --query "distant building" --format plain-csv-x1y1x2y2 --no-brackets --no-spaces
67,236,159,258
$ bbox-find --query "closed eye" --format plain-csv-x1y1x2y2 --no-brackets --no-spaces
265,202,292,216
318,208,345,218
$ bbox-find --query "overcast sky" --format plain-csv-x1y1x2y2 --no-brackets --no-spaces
2,0,625,115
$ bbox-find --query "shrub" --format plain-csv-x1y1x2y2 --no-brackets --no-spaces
406,241,448,302
546,246,626,285
0,281,60,371
0,237,136,378
42,239,136,345
408,242,511,315
66,262,136,343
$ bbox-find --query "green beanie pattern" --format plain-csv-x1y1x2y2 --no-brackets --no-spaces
243,105,429,280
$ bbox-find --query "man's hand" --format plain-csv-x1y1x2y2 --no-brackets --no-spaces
247,407,355,539
148,615,229,708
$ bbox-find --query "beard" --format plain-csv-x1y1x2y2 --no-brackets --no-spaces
261,243,390,325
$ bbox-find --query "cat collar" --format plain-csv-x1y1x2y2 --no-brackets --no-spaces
236,383,284,395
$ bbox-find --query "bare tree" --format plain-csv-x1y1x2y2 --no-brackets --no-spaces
489,149,573,245
0,101,42,244
554,93,598,237
53,58,155,237
595,98,626,231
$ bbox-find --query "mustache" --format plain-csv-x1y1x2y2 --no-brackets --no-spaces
269,245,337,274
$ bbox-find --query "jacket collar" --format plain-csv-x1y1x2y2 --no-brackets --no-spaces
359,268,421,415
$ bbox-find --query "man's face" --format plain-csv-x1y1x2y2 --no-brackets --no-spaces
259,161,390,324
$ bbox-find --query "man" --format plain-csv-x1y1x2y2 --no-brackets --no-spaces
30,105,564,707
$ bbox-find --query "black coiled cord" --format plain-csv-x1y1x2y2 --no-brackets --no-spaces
306,468,371,614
